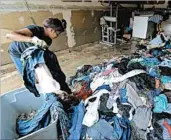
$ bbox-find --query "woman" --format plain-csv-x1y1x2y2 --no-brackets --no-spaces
6,18,72,94
6,18,66,74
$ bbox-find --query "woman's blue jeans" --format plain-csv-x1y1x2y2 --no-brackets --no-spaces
10,55,22,75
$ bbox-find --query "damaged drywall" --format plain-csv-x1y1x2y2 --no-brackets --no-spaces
71,10,104,47
63,10,76,48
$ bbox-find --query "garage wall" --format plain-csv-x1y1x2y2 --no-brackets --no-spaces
0,0,107,65
71,10,104,46
1,0,168,65
0,11,69,65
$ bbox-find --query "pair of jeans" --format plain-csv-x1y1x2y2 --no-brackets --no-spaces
22,47,45,97
21,46,71,97
10,55,23,75
113,116,131,140
68,101,85,140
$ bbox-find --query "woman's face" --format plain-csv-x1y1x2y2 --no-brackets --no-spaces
48,28,58,39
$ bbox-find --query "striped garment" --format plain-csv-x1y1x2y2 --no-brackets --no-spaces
149,14,163,24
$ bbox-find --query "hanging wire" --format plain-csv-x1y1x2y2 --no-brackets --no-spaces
23,0,37,25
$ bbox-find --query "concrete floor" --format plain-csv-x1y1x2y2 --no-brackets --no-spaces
1,42,136,94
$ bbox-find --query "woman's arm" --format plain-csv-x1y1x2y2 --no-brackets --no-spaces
5,28,33,42
6,27,48,48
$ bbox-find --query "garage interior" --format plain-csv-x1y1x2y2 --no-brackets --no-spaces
1,0,171,140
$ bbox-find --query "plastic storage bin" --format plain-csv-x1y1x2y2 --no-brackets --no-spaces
0,87,57,140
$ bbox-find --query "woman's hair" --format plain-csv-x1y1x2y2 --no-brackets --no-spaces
43,18,67,34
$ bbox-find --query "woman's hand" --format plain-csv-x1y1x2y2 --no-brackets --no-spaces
31,36,48,49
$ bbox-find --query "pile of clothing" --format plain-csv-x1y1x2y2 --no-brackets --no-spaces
67,41,171,140
16,37,171,139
